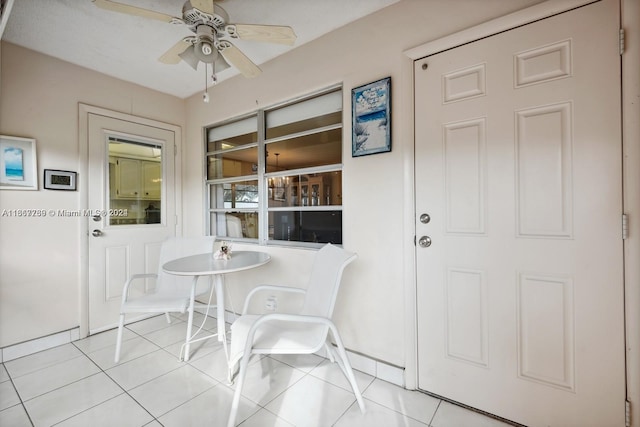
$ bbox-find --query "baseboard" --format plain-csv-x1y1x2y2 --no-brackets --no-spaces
0,327,81,363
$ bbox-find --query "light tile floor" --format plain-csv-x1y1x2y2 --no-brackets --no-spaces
0,314,513,427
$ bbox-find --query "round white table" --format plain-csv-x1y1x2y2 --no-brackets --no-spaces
162,251,271,361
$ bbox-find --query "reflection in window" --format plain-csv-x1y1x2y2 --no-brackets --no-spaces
205,86,343,245
108,137,162,226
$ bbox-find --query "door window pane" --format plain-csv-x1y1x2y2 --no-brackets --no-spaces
108,138,162,226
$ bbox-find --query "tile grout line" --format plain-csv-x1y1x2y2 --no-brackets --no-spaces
2,373,36,427
70,335,162,426
428,400,442,427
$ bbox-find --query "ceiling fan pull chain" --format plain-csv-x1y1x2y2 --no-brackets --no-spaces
203,62,210,103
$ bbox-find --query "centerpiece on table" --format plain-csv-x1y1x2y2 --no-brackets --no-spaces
213,241,232,260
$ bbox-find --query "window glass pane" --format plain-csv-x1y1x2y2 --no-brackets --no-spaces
209,180,259,209
269,211,342,244
268,171,341,207
266,90,341,137
205,87,343,245
207,147,258,179
210,211,259,239
207,116,257,151
108,138,162,226
265,128,341,172
266,111,341,140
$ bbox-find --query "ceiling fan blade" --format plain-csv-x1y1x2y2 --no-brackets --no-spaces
216,40,261,78
159,38,193,65
228,24,296,46
92,0,175,23
190,0,215,15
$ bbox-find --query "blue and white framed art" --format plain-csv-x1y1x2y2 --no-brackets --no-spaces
351,77,391,157
0,135,37,190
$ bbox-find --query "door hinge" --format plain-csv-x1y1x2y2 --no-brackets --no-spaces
623,214,629,240
626,400,631,427
620,28,625,55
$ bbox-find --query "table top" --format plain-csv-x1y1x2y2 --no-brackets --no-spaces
162,251,271,276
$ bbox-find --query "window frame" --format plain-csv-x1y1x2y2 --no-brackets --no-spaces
205,84,343,247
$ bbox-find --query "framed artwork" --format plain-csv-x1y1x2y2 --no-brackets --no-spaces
352,77,391,157
0,135,37,190
273,187,286,201
44,169,77,191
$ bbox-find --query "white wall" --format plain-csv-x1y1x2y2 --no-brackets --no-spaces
182,0,544,366
0,42,185,347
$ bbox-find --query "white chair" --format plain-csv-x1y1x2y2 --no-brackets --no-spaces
226,214,243,238
226,243,365,427
114,236,216,363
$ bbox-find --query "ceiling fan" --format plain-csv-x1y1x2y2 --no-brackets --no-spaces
92,0,297,78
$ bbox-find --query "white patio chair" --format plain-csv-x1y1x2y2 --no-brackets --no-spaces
226,214,243,238
114,236,216,363
226,243,365,427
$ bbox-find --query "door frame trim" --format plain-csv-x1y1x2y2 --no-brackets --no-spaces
401,2,639,423
78,103,183,339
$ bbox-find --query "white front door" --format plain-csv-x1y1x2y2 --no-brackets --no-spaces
415,1,625,426
88,113,177,333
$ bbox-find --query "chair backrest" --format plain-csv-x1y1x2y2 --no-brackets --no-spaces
226,214,243,238
301,243,357,318
155,236,216,296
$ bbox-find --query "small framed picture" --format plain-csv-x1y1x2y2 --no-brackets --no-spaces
0,135,38,190
44,169,77,191
274,187,286,201
352,77,391,157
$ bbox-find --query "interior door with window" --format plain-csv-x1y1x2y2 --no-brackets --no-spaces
415,1,625,426
88,113,177,333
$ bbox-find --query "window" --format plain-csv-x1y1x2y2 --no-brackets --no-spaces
205,86,343,246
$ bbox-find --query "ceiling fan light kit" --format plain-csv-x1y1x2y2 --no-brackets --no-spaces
92,0,297,101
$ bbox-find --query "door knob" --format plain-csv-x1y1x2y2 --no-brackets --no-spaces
418,236,432,248
92,229,103,237
92,214,101,222
420,213,431,224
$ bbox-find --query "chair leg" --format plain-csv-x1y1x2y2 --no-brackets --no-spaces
324,341,336,363
227,352,251,427
330,326,366,413
165,312,172,323
114,314,125,363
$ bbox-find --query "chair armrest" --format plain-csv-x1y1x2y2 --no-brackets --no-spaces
242,285,306,314
121,273,158,304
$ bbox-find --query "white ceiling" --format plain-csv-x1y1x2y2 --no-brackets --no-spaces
1,0,401,99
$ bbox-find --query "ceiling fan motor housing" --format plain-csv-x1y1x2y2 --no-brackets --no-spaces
194,25,217,63
183,1,229,31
